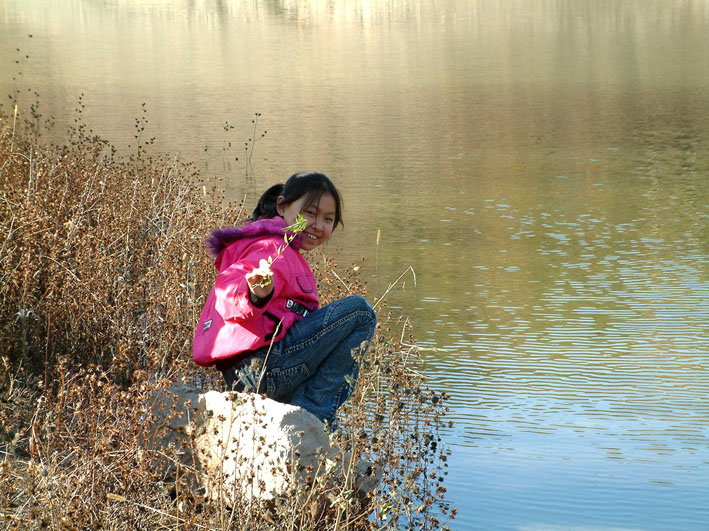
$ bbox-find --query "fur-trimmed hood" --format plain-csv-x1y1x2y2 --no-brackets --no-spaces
205,217,303,262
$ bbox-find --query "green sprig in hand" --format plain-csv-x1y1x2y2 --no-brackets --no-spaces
246,213,308,293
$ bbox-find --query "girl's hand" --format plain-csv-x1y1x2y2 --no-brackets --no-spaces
245,258,274,299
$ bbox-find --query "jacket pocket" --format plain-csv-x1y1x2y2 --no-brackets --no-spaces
295,274,315,293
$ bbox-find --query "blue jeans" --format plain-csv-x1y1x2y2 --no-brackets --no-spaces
219,295,377,429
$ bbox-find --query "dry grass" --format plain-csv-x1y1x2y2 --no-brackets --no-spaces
0,107,455,529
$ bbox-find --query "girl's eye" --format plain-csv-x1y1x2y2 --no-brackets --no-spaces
325,217,334,223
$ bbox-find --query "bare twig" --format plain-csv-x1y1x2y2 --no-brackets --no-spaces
330,269,351,292
372,266,416,310
257,319,282,393
106,493,208,529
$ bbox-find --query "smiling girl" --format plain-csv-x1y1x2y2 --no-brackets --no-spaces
193,171,376,430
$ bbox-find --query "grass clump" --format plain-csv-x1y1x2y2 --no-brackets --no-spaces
0,107,454,529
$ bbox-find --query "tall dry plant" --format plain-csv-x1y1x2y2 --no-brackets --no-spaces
0,106,454,529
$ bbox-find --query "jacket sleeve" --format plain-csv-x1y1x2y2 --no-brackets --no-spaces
213,238,288,322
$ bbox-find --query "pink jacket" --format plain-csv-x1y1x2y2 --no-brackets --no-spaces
193,217,319,367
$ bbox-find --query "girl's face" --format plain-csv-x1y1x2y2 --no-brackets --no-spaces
277,193,336,251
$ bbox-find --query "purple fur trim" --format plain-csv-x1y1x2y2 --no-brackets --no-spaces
205,217,303,257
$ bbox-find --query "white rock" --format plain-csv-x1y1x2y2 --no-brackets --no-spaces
151,383,377,505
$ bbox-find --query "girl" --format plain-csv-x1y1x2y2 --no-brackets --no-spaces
193,171,376,430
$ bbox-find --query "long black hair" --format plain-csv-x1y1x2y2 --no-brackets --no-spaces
252,171,343,229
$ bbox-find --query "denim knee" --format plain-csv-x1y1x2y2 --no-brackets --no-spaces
345,295,377,354
345,294,377,329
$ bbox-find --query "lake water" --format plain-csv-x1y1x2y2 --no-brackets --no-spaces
2,1,709,529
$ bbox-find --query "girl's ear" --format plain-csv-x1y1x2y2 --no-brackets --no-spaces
275,195,286,216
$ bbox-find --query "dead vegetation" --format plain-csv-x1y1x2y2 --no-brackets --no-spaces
0,105,455,529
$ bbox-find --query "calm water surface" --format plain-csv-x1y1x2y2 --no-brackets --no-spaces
2,1,709,529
